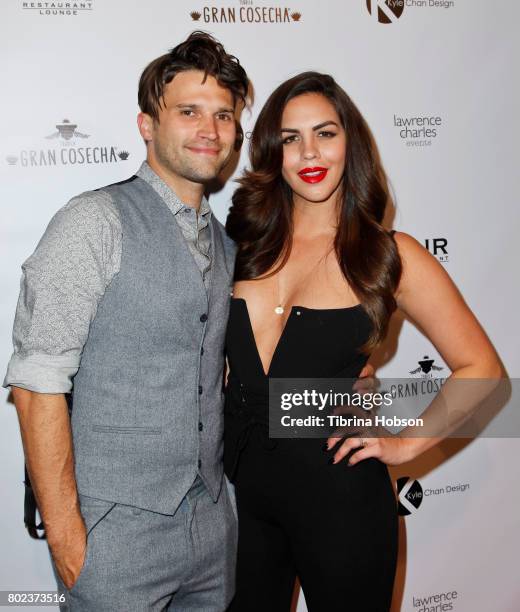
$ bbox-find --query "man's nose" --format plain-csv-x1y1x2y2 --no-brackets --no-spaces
198,114,218,140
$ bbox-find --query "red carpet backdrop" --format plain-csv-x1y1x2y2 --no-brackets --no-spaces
1,1,519,610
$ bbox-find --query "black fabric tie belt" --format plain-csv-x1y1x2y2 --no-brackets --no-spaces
225,375,277,482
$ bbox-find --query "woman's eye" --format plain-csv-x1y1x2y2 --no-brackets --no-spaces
282,135,298,144
319,131,336,138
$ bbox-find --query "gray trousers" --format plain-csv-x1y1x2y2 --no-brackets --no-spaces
53,476,238,611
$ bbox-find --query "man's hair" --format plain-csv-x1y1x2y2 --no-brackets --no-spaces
138,31,249,122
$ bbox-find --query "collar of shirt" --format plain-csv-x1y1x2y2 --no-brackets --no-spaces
136,161,212,222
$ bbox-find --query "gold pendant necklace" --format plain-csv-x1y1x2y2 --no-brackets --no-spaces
275,270,285,315
274,249,329,316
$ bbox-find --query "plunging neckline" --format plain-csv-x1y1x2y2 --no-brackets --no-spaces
232,297,363,378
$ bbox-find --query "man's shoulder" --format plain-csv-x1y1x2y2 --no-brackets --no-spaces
22,186,122,272
56,177,139,229
69,173,141,206
53,188,118,232
65,186,113,210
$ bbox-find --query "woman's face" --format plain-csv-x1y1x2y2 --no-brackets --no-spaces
280,93,347,206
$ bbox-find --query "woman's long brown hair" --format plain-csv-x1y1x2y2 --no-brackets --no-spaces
226,72,402,351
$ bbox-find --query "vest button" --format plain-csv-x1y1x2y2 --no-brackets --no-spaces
198,385,203,395
200,313,208,323
198,422,203,432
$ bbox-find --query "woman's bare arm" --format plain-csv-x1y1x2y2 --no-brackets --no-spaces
330,232,502,465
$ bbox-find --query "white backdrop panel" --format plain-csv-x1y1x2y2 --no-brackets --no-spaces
1,1,519,610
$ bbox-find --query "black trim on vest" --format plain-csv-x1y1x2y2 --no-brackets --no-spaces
95,175,138,191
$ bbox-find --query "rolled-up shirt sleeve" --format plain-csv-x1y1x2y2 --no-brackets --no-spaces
3,190,121,393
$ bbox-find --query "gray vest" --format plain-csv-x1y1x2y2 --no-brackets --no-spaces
71,176,235,515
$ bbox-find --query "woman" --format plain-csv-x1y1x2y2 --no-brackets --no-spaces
223,72,500,611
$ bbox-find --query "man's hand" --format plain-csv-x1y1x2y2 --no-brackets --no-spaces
48,514,88,590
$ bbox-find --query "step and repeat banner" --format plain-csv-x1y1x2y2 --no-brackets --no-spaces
1,1,519,610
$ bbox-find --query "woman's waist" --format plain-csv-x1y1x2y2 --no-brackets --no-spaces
225,376,269,423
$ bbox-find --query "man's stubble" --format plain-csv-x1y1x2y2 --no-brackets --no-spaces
153,134,231,185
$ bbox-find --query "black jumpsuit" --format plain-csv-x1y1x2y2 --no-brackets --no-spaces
224,298,398,612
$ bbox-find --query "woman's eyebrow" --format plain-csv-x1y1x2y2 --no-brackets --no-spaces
312,120,339,130
280,120,339,133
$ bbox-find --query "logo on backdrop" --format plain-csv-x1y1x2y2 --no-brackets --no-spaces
21,1,94,17
412,589,459,611
387,354,447,399
397,477,470,516
4,118,130,168
189,1,301,24
425,237,449,263
366,0,404,24
397,476,423,515
393,113,443,147
46,119,89,141
366,0,456,24
410,356,444,378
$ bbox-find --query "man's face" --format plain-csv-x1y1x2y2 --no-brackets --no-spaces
139,70,237,184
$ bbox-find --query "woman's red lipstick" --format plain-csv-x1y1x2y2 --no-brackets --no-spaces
297,167,328,184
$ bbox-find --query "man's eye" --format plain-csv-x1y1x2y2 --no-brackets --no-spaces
181,110,195,117
217,113,233,121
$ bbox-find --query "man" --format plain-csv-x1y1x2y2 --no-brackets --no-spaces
4,32,249,611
